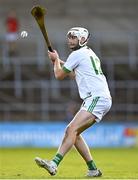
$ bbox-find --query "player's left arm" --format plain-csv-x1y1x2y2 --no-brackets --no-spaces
53,57,68,80
48,50,75,80
53,58,75,80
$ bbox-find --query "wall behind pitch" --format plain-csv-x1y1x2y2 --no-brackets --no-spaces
0,122,138,147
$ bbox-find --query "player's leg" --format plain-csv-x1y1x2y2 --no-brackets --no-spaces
35,110,95,175
75,134,94,162
50,110,101,177
35,97,111,176
50,110,100,172
74,134,102,176
56,110,95,156
74,134,96,166
72,97,112,176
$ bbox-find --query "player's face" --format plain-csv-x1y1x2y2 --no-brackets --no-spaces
67,34,79,50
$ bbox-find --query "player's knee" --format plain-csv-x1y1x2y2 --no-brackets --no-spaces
65,125,77,136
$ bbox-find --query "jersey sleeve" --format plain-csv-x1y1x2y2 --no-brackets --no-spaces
62,51,80,73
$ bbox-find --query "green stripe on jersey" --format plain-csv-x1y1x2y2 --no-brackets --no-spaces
87,97,100,113
62,66,71,73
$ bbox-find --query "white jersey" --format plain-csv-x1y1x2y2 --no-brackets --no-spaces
63,46,111,100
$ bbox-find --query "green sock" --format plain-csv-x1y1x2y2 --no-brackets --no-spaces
87,160,97,170
52,153,63,166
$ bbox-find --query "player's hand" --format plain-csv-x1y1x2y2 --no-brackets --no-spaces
60,60,65,66
48,50,59,63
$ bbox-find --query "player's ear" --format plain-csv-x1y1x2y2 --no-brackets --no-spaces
80,37,86,45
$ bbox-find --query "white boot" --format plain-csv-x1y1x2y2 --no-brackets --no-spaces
35,157,57,176
86,169,102,177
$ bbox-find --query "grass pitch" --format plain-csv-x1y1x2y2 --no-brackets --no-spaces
0,147,138,179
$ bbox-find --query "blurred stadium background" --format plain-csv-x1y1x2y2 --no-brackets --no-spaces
0,0,138,148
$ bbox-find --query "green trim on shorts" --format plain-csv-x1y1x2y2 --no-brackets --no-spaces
87,97,100,113
62,66,71,73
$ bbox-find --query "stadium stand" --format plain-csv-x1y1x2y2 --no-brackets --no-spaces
0,0,137,121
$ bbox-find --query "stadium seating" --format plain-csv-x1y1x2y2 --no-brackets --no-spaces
0,0,137,121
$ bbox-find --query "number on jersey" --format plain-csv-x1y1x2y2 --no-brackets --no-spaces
90,56,103,75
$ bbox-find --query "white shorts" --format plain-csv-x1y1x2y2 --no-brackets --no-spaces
80,96,112,122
